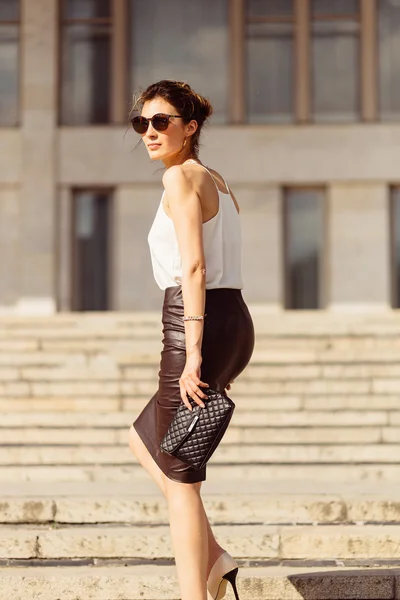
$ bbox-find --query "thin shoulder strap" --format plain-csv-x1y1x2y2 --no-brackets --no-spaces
220,172,231,193
185,159,230,194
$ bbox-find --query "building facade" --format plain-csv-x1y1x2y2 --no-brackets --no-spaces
1,0,400,313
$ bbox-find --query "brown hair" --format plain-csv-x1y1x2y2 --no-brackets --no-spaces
131,80,213,158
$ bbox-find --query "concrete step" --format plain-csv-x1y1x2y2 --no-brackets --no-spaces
0,396,304,412
1,564,396,600
5,346,400,364
7,363,400,380
0,309,399,326
2,480,400,525
2,523,400,560
1,443,399,465
2,425,398,445
2,463,400,483
2,395,400,412
0,327,162,340
1,410,396,427
5,378,400,396
9,361,400,377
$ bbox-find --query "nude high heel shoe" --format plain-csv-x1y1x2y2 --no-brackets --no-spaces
207,551,240,600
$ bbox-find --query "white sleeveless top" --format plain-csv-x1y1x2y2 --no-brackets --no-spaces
147,164,243,290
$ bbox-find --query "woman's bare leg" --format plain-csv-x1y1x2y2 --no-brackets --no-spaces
164,477,208,599
129,425,225,577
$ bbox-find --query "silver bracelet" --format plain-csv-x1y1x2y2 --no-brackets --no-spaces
183,314,207,321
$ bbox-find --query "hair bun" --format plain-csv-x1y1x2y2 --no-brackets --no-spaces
195,92,213,123
177,82,213,124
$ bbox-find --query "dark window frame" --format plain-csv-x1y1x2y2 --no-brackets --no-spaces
59,0,128,125
242,0,363,124
310,1,361,123
282,185,326,310
0,0,21,126
376,0,400,122
71,187,114,311
389,186,400,308
245,1,295,124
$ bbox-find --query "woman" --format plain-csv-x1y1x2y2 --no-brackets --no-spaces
128,80,255,600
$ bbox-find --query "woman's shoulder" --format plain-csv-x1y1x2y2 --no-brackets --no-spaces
162,164,190,190
162,162,240,214
180,161,231,196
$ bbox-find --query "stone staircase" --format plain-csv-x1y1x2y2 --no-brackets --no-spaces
1,311,400,599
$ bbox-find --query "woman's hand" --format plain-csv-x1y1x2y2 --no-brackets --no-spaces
179,352,209,411
225,380,235,392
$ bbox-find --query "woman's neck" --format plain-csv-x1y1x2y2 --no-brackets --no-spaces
163,153,199,169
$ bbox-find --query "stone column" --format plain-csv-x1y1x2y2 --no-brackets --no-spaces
327,183,390,310
0,188,20,312
56,187,72,311
240,185,283,309
113,185,163,310
18,0,58,313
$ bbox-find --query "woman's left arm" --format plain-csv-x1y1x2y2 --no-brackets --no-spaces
163,165,209,411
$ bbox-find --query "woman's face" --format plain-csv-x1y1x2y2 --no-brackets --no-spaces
140,97,196,162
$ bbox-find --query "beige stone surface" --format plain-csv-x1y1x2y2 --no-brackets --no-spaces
58,124,400,185
2,463,400,483
0,442,399,466
3,482,400,525
0,131,21,184
239,185,282,304
304,396,400,410
280,525,400,560
327,184,390,309
0,368,19,381
0,398,120,412
0,187,21,308
1,565,395,600
19,0,58,307
3,523,400,561
0,382,30,396
0,425,385,446
0,529,37,558
1,524,279,559
0,409,390,428
29,381,120,397
114,185,164,311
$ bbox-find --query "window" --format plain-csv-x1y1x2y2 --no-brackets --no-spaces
378,0,400,120
311,0,360,122
243,0,361,123
57,1,399,126
246,0,294,123
72,189,112,311
129,0,229,124
60,0,112,124
0,0,19,125
283,188,325,309
390,188,400,307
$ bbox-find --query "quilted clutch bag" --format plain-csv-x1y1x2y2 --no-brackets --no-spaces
160,387,235,470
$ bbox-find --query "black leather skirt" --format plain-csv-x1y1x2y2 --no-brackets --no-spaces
132,285,255,484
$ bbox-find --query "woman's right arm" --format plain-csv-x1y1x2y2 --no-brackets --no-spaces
163,165,209,410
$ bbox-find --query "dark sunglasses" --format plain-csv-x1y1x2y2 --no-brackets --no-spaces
130,113,183,134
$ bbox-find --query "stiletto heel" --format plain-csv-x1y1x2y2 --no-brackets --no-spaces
222,567,240,600
207,551,239,599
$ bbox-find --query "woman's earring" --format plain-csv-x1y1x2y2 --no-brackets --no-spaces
183,138,187,147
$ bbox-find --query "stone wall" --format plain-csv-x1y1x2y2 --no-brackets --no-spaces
0,0,397,312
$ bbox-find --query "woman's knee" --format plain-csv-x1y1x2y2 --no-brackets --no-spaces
128,424,140,456
128,424,152,466
165,479,202,507
128,425,168,496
